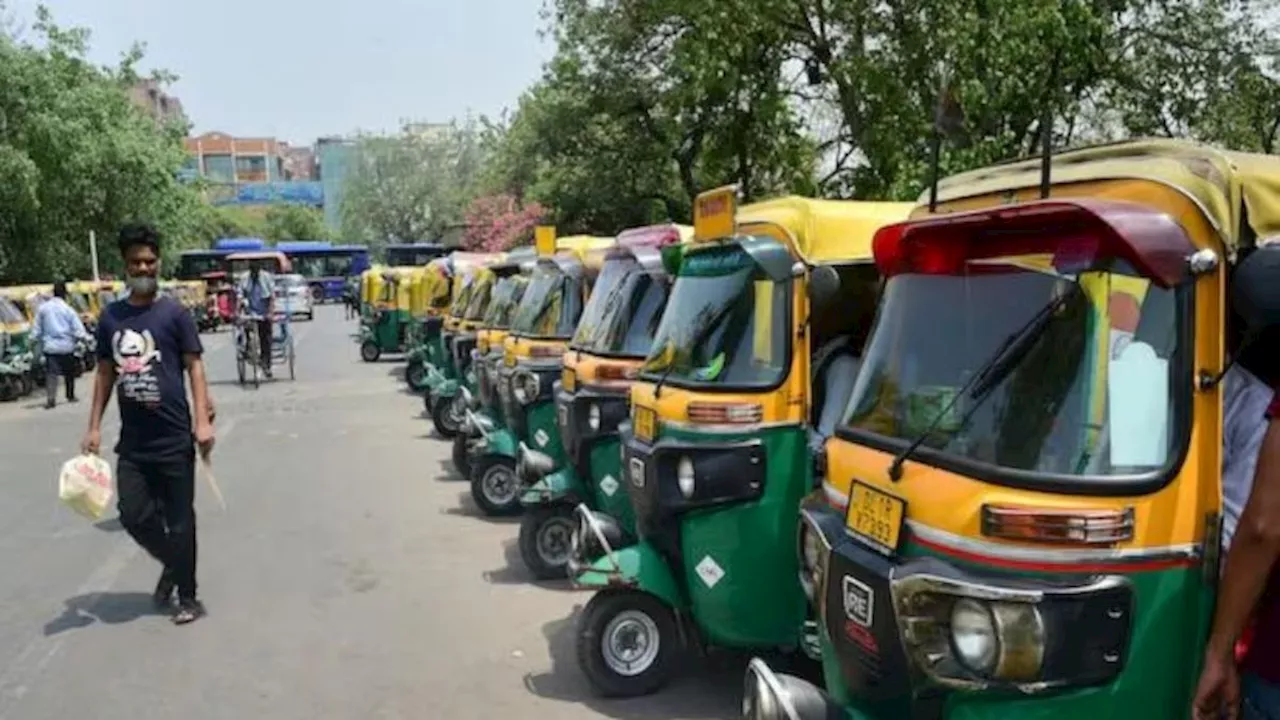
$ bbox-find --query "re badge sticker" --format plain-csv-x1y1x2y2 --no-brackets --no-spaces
534,429,549,447
695,555,726,589
599,474,619,497
842,575,874,628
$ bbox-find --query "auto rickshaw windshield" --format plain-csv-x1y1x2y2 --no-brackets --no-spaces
571,257,668,357
482,276,526,329
463,277,493,321
842,257,1184,480
509,265,583,339
0,298,24,324
450,276,476,316
640,242,788,388
67,293,90,313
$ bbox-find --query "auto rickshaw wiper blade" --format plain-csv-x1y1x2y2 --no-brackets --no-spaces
885,284,1080,482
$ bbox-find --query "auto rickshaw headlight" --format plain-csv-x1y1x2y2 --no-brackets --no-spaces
796,514,830,604
950,599,999,673
676,456,696,499
587,404,601,432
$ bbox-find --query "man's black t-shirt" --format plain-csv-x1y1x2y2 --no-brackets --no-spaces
96,296,203,457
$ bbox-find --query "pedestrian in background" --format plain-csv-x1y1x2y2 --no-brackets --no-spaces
82,222,215,625
32,280,90,409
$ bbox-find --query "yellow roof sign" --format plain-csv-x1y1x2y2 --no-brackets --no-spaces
535,226,557,257
694,185,739,242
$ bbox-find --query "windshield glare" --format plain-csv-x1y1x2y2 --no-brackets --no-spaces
641,243,788,388
842,262,1180,478
509,265,582,339
483,276,527,329
572,258,668,356
463,277,493,321
0,298,23,323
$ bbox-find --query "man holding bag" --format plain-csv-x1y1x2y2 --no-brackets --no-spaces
81,222,215,626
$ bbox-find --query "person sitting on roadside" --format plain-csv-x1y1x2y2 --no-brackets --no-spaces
32,281,91,408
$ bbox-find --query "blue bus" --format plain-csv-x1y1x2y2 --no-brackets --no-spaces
178,238,268,281
277,242,371,302
383,243,447,267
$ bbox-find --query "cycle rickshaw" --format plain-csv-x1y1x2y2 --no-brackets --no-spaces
229,251,298,388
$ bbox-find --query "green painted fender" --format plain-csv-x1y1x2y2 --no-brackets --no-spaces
431,378,460,399
483,427,518,459
575,542,685,610
519,466,583,506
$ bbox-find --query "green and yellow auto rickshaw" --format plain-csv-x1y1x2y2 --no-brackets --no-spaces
743,139,1280,719
570,187,912,697
513,224,693,579
452,251,539,478
359,266,419,362
405,259,456,391
430,248,538,438
358,265,384,325
0,294,34,400
465,230,616,516
422,252,505,411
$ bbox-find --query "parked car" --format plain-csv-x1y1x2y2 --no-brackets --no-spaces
275,274,314,321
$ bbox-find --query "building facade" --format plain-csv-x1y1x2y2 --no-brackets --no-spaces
128,80,187,127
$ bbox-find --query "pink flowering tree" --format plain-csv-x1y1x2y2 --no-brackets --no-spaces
461,194,547,252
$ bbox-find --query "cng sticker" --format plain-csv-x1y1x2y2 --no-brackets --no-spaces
599,474,619,497
695,555,726,589
534,429,549,447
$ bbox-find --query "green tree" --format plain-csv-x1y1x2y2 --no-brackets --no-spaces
263,204,329,243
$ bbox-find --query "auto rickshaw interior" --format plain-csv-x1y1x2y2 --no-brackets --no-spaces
508,256,588,341
839,216,1185,483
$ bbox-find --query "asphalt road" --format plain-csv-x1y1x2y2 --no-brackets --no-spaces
0,305,741,720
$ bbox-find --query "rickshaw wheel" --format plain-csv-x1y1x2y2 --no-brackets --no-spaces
469,457,522,516
405,361,427,390
236,356,246,385
431,394,462,439
576,590,680,697
288,344,296,381
518,505,576,580
451,435,471,477
360,341,380,363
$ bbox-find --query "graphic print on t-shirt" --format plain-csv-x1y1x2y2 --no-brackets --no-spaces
112,327,163,406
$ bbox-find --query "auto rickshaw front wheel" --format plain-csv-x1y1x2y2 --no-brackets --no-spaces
576,589,680,698
360,341,381,363
518,505,576,580
451,435,471,478
405,360,427,390
469,457,522,516
431,393,463,439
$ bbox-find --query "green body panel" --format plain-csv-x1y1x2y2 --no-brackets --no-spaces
431,378,461,401
480,426,518,459
588,437,635,533
524,400,566,462
368,309,411,353
576,541,684,609
423,335,447,370
823,542,1211,719
662,422,811,649
520,466,577,505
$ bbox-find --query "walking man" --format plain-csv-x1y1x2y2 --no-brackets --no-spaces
82,222,215,625
32,281,90,408
237,261,275,379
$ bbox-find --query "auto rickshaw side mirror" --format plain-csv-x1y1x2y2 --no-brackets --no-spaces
807,265,841,308
660,245,682,276
1233,243,1280,331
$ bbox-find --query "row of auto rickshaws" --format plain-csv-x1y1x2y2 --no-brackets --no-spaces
0,280,210,402
358,138,1280,719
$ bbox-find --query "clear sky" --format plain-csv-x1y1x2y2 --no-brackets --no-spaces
16,0,554,145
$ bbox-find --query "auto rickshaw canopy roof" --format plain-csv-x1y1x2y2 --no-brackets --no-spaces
554,236,617,270
734,196,915,264
923,138,1280,256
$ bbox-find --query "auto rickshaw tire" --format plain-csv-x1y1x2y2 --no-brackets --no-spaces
237,356,246,385
360,341,381,363
469,457,522,516
20,372,33,396
431,393,462,439
518,505,576,581
576,589,680,698
405,361,426,390
451,435,471,478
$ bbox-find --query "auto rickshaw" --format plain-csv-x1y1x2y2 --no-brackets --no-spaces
0,285,49,387
359,266,419,362
421,252,505,410
742,139,1280,719
430,249,536,438
465,230,616,516
514,224,693,579
404,259,455,390
570,187,913,698
0,295,34,400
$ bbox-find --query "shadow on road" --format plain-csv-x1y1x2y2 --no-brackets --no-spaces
93,517,124,532
44,592,166,636
441,491,521,524
433,459,463,481
522,607,739,719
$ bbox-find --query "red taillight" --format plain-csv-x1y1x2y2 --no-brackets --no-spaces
872,199,1194,287
980,505,1134,545
686,402,763,424
529,345,562,359
595,364,638,381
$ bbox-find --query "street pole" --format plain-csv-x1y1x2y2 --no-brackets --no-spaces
89,230,99,282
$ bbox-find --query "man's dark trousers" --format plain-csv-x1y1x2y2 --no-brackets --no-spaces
116,448,197,601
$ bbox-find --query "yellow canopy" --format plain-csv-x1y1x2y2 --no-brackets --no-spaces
735,196,915,263
923,138,1280,256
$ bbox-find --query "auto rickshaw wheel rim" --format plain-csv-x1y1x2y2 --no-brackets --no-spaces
601,609,661,677
481,463,517,505
536,514,575,567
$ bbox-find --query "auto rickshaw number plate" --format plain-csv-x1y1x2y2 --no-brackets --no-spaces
504,347,517,367
846,482,906,555
633,406,656,442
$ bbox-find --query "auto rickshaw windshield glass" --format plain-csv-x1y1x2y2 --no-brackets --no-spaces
510,266,581,338
450,277,476,316
67,293,89,313
0,298,23,324
640,242,788,388
483,277,525,329
573,259,668,357
842,258,1182,479
570,258,634,349
463,277,493,321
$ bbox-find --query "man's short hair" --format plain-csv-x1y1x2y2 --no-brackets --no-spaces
118,222,161,257
52,281,67,298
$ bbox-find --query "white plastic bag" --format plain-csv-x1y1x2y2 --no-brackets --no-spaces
58,454,114,520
